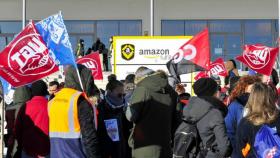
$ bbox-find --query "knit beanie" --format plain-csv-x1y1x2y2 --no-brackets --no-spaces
31,80,49,96
193,78,218,97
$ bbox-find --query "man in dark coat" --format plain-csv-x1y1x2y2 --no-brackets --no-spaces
126,67,180,158
92,38,108,71
183,78,232,158
49,64,100,158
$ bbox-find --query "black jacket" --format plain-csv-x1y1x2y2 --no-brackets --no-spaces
183,96,232,158
97,99,132,158
65,65,100,158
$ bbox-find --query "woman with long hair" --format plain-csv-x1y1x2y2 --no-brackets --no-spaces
225,59,239,86
236,82,280,157
224,75,261,157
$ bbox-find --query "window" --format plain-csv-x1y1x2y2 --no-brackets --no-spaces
161,20,184,35
185,20,207,35
65,21,95,34
162,19,276,69
0,21,21,34
119,20,142,36
97,20,142,47
0,20,142,53
97,21,119,48
209,20,241,33
244,20,273,46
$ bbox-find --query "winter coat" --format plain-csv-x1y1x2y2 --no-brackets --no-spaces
97,96,132,158
6,86,32,111
236,116,280,158
126,72,180,158
183,96,232,158
6,86,31,158
15,96,50,157
224,94,249,158
53,65,100,158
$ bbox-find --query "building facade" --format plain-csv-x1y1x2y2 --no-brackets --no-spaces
0,0,278,69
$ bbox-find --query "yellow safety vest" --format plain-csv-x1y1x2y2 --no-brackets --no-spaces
48,88,83,138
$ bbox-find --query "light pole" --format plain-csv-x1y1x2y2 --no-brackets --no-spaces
150,0,154,36
22,0,26,29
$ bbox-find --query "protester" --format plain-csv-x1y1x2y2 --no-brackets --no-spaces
76,39,85,57
85,47,93,56
236,82,280,157
228,76,241,95
92,38,108,71
183,78,232,157
15,80,50,158
108,36,113,71
5,86,32,158
224,75,261,157
108,74,117,83
59,82,65,89
225,59,239,85
48,64,100,158
124,74,135,103
175,84,190,113
97,79,132,158
125,67,180,158
48,81,59,101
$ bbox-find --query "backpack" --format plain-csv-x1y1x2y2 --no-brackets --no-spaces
254,125,280,158
173,111,211,158
173,121,201,158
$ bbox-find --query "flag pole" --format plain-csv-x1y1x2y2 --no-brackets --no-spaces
191,72,194,96
75,66,85,92
59,11,85,92
0,81,4,157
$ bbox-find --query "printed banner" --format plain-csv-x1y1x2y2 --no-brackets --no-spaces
0,22,58,87
209,58,227,77
236,44,279,76
36,12,76,66
76,52,103,80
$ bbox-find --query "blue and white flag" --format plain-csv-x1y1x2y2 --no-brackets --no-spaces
0,77,11,96
35,12,76,66
0,77,14,104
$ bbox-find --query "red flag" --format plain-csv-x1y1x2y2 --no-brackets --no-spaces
194,71,209,81
236,44,279,76
77,52,103,80
173,28,210,70
209,58,228,77
0,22,58,87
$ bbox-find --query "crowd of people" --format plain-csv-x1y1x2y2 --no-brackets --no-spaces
2,58,280,158
76,38,110,72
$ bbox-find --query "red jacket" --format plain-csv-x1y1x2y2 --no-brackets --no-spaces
15,96,50,157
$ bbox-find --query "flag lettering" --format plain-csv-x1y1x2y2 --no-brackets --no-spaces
11,37,47,68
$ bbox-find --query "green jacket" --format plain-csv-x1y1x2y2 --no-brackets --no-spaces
127,72,180,156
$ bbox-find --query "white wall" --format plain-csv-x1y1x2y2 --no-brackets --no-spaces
0,0,278,35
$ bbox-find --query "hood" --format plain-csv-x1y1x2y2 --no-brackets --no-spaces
13,86,32,105
235,93,250,106
183,96,227,123
137,72,168,92
65,64,99,97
